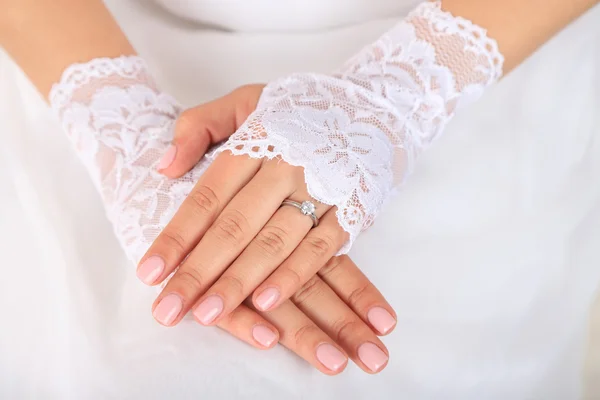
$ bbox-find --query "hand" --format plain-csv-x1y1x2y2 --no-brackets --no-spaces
156,84,267,179
144,98,356,320
142,86,377,321
138,85,396,374
214,255,395,374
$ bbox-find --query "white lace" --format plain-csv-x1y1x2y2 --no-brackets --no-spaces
215,0,504,253
49,1,503,263
49,56,213,264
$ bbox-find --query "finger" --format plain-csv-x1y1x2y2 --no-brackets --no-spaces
215,303,279,350
292,276,390,374
260,300,348,375
137,152,260,287
191,188,330,326
251,209,347,312
318,255,397,336
154,162,297,326
158,84,265,178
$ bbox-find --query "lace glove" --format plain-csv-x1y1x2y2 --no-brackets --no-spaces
49,56,211,264
215,0,504,253
49,58,401,373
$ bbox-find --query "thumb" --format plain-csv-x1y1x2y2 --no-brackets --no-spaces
158,84,265,178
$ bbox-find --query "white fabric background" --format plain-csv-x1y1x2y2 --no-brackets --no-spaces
0,1,599,398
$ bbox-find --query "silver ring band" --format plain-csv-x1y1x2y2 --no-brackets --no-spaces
280,200,319,227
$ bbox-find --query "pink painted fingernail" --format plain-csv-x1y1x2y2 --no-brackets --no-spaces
193,295,224,325
153,293,183,326
252,325,278,348
316,343,347,372
358,342,388,372
137,256,165,285
157,144,177,170
367,307,396,335
255,287,280,311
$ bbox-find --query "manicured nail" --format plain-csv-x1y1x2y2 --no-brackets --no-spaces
137,256,165,285
157,144,177,170
193,295,224,325
367,307,397,335
153,293,183,326
252,325,278,348
315,343,347,372
358,342,388,372
255,287,280,311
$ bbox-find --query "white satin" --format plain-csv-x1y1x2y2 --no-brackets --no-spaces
0,0,599,398
152,0,418,32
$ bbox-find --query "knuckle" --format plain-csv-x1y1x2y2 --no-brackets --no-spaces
291,276,321,306
214,312,235,329
330,319,362,344
188,185,220,217
174,269,204,293
254,226,289,257
334,226,350,246
211,210,249,245
347,283,370,307
292,323,321,348
160,229,188,254
215,304,245,330
176,109,197,134
302,236,334,259
218,274,246,298
319,256,345,278
235,84,262,97
281,267,304,290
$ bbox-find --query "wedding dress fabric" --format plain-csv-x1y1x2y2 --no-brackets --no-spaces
1,0,599,399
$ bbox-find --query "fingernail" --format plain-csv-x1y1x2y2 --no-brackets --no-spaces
252,325,278,348
157,144,177,170
316,343,347,372
137,256,165,285
358,342,388,372
193,295,224,325
255,287,280,311
153,293,183,326
367,307,396,335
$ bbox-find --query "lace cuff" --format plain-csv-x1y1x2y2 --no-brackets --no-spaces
50,56,212,263
215,1,504,253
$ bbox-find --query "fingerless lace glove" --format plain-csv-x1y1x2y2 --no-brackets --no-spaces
215,0,504,253
49,56,211,263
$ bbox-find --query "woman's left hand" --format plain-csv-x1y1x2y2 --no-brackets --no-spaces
152,153,344,323
139,86,353,327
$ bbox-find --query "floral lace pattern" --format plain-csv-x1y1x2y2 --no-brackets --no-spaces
50,56,213,264
49,1,504,260
215,0,504,253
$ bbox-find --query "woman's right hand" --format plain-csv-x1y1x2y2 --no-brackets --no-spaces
215,255,395,375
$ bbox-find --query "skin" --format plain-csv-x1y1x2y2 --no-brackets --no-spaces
145,0,599,342
1,0,598,376
441,0,600,74
0,0,397,375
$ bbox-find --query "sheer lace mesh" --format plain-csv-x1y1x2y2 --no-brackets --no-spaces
49,1,504,261
215,1,504,253
50,56,212,265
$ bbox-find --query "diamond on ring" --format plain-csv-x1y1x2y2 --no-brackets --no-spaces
280,199,319,227
300,201,316,216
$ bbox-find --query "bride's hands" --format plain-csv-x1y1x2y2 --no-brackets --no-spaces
155,84,267,179
139,85,396,373
142,85,371,322
152,150,348,319
216,255,393,374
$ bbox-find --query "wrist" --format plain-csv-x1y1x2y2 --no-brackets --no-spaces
1,0,135,97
